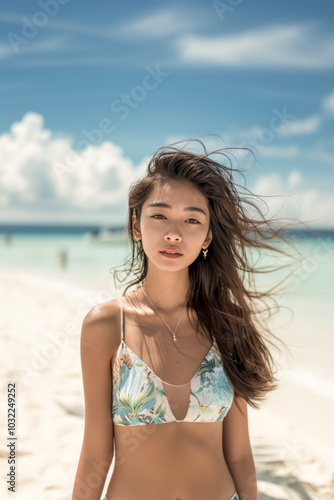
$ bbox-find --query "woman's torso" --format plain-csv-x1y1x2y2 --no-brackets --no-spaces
107,291,236,500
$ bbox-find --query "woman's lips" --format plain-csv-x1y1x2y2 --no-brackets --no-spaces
159,251,182,259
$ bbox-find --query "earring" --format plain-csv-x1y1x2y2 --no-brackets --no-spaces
202,248,208,259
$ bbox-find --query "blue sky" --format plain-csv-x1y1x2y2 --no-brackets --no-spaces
0,0,334,228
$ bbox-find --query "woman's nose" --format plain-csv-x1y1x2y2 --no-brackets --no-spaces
164,225,182,241
165,234,181,241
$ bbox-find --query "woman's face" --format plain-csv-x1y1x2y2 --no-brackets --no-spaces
132,179,212,272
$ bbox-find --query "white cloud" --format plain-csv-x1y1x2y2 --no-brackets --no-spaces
111,6,206,38
216,112,322,145
168,129,303,160
1,113,333,228
0,112,145,224
308,143,334,165
2,32,78,60
261,145,300,158
322,91,334,114
287,170,302,189
279,114,322,136
251,171,334,229
0,7,206,45
174,23,334,69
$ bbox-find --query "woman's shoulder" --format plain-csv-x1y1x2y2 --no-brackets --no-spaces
80,298,123,353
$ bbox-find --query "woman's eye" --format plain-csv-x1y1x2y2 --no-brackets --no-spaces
150,215,200,224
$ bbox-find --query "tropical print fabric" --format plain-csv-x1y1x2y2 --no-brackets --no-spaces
112,338,234,426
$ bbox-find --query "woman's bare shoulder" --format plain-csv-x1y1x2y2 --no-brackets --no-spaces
81,298,122,353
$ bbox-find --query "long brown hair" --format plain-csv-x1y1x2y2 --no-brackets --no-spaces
113,139,307,411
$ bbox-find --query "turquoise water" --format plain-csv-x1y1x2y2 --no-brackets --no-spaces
1,230,333,299
0,232,131,290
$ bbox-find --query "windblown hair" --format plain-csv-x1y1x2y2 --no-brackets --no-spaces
113,138,307,411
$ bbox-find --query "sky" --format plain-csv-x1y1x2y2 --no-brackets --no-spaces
0,0,334,228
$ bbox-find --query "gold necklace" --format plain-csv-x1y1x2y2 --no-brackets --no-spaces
141,283,186,342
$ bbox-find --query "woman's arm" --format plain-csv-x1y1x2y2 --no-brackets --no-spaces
223,397,258,500
72,301,120,500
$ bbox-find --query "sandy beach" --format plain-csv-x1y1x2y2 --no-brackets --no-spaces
1,269,333,500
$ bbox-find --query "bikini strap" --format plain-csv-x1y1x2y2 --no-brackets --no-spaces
117,298,124,345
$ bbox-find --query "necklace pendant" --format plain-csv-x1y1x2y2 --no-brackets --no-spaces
141,283,184,345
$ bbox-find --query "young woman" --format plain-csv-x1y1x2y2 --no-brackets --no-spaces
72,141,297,500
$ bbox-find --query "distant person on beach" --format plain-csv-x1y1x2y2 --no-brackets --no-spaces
4,231,11,245
72,139,299,500
57,249,68,268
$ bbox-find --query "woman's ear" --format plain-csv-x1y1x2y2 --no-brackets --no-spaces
204,229,212,247
132,214,141,241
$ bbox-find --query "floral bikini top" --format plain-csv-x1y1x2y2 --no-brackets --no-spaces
112,298,234,426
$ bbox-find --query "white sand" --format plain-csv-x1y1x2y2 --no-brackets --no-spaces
1,269,333,499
